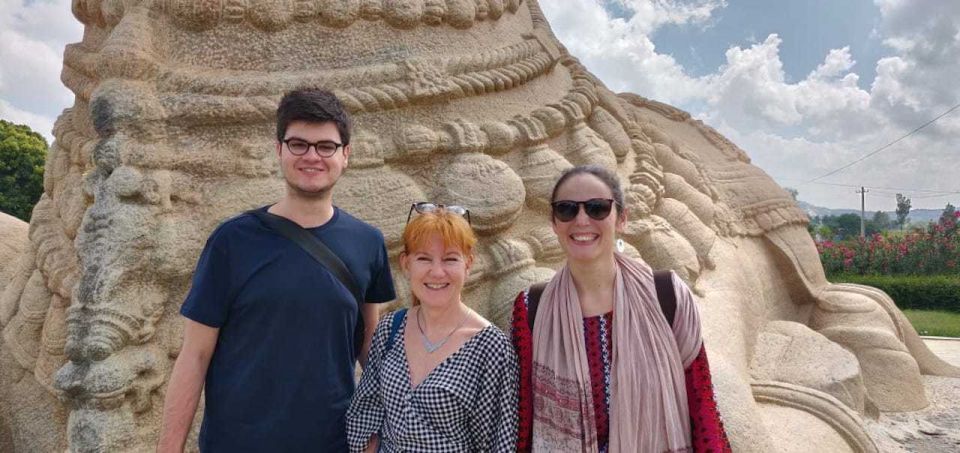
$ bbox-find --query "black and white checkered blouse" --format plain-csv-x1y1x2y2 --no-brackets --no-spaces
346,311,519,452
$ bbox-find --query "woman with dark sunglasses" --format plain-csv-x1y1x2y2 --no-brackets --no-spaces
511,165,731,452
347,206,518,452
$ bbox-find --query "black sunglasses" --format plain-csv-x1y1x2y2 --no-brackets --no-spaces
551,198,619,222
406,202,471,225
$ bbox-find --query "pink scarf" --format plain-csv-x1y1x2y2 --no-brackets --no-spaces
531,253,702,452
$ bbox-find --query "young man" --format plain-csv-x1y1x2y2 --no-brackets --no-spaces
157,89,395,452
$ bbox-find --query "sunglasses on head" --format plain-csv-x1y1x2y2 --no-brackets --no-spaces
551,198,619,222
407,202,471,225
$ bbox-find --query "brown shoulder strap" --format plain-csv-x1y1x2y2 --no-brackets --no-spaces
526,271,677,330
653,270,677,328
526,282,548,332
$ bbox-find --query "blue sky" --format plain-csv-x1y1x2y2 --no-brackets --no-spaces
0,0,957,211
652,0,884,87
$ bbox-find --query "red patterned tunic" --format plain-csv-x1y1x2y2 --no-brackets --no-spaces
511,290,732,453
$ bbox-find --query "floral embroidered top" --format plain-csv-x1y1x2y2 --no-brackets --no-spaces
511,290,732,453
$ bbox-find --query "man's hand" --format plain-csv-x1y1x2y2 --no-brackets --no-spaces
156,319,219,453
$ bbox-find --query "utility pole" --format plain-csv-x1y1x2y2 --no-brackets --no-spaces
856,186,868,237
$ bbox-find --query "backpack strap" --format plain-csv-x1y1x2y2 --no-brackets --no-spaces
526,282,548,332
653,270,677,328
385,308,407,354
526,269,678,331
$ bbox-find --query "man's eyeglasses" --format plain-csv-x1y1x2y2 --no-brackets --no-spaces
407,202,471,225
282,138,344,157
551,198,619,222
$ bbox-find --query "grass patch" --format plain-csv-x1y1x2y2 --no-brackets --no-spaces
902,309,960,337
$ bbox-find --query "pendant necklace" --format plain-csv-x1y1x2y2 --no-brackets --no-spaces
416,307,468,353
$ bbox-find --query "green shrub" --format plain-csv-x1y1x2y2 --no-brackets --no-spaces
828,274,960,313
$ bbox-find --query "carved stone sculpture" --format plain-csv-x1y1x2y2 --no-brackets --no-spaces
1,1,957,451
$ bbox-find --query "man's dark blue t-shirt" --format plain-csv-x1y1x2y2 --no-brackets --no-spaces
181,206,395,452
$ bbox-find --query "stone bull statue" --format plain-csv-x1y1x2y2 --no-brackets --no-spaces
1,0,957,451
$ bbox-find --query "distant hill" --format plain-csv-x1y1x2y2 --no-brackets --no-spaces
796,201,858,218
796,201,948,225
903,209,950,224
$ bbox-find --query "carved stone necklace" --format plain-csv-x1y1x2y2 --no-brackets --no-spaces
416,307,468,353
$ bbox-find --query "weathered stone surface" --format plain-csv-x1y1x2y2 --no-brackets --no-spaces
750,321,869,414
1,1,958,451
0,212,28,295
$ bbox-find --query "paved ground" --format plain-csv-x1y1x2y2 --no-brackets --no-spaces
923,336,960,367
861,337,960,452
865,375,960,453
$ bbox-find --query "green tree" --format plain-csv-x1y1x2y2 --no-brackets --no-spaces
784,187,799,201
868,211,891,234
940,203,957,225
895,193,911,230
814,224,833,241
0,120,47,221
820,214,863,240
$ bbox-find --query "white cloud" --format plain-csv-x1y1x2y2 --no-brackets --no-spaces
0,99,55,140
869,0,960,136
809,47,856,80
615,0,727,33
0,0,80,141
0,0,83,45
870,56,918,110
0,28,71,109
545,0,717,103
540,0,960,210
703,35,804,129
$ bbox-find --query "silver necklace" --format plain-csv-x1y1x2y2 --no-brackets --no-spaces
416,307,468,353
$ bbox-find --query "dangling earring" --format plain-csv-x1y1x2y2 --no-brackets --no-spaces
616,238,625,253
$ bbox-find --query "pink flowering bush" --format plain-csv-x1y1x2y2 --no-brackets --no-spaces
817,213,960,276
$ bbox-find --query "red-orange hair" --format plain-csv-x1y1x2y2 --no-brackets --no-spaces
402,210,477,257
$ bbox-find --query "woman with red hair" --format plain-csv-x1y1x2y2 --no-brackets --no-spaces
347,203,518,452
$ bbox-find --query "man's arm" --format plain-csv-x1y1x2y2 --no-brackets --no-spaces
358,302,381,368
156,318,219,453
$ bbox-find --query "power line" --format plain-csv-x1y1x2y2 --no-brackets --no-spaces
776,177,960,196
867,188,936,197
804,101,960,183
911,192,959,200
866,192,899,199
853,184,957,195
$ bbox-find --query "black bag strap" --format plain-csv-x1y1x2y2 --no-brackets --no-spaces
653,270,677,328
385,308,408,354
249,209,366,357
526,270,677,331
526,282,548,332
